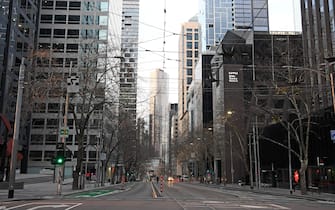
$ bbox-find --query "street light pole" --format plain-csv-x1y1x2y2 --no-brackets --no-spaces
8,58,25,198
229,129,234,183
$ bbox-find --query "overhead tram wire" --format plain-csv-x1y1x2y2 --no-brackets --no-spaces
162,0,167,70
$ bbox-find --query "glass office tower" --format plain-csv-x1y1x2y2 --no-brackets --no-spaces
199,0,269,50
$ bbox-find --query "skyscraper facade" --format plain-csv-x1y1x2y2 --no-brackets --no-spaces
300,0,335,111
149,69,169,161
178,17,201,129
118,0,139,172
0,0,39,178
28,0,122,175
199,0,269,50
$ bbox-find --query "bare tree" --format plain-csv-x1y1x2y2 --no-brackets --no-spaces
253,66,319,195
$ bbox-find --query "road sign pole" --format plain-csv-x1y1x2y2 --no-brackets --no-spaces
8,58,25,198
57,62,72,195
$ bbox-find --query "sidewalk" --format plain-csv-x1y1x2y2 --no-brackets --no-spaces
217,183,335,202
0,173,104,201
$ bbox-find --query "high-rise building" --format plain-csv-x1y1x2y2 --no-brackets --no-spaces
118,0,140,172
300,0,335,111
28,0,122,176
178,16,201,134
168,103,178,176
0,0,39,178
199,0,269,50
149,69,169,161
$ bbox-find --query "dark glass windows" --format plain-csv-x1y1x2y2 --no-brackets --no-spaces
55,1,67,10
41,15,52,23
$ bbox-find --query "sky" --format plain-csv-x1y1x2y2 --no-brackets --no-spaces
137,0,301,117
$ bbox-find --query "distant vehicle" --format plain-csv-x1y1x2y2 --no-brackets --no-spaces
182,175,189,182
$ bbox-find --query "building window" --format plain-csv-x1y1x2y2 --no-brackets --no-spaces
55,1,67,10
68,15,80,24
52,58,64,67
187,77,192,84
83,2,95,11
67,29,79,38
41,15,52,23
69,1,81,10
39,28,51,37
29,151,42,161
100,2,108,11
186,59,192,67
98,30,107,40
186,33,192,40
98,16,108,25
52,43,64,52
82,15,94,25
194,33,199,40
45,134,57,145
194,51,199,58
186,42,192,49
55,15,66,24
53,29,65,38
194,42,199,49
31,135,43,145
47,119,58,128
186,51,192,58
66,44,78,53
32,118,45,128
187,68,192,75
47,103,60,113
42,1,53,9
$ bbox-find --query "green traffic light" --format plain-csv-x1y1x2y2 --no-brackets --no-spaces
56,156,65,164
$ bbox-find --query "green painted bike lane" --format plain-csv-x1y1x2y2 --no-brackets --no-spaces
67,188,118,198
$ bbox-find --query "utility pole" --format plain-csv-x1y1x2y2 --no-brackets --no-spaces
288,122,293,194
8,58,25,198
56,62,74,195
248,134,254,189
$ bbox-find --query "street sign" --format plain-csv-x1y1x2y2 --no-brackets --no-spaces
59,127,69,138
100,152,106,161
330,130,335,143
56,142,65,150
67,75,79,93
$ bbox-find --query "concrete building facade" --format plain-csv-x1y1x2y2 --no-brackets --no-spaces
27,0,123,177
178,17,201,142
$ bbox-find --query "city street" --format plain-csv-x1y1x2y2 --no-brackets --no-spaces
1,181,335,210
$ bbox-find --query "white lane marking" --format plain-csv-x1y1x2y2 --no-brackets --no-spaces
317,200,335,205
5,202,82,210
27,204,70,210
239,205,270,209
202,201,225,204
66,203,82,210
269,204,290,209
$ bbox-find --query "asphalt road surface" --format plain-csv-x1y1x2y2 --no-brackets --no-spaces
1,181,335,210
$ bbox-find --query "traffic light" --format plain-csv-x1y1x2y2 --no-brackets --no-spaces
51,142,65,165
294,170,299,183
55,155,65,165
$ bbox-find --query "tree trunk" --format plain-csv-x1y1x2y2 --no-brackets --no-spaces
299,160,308,195
72,169,79,190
